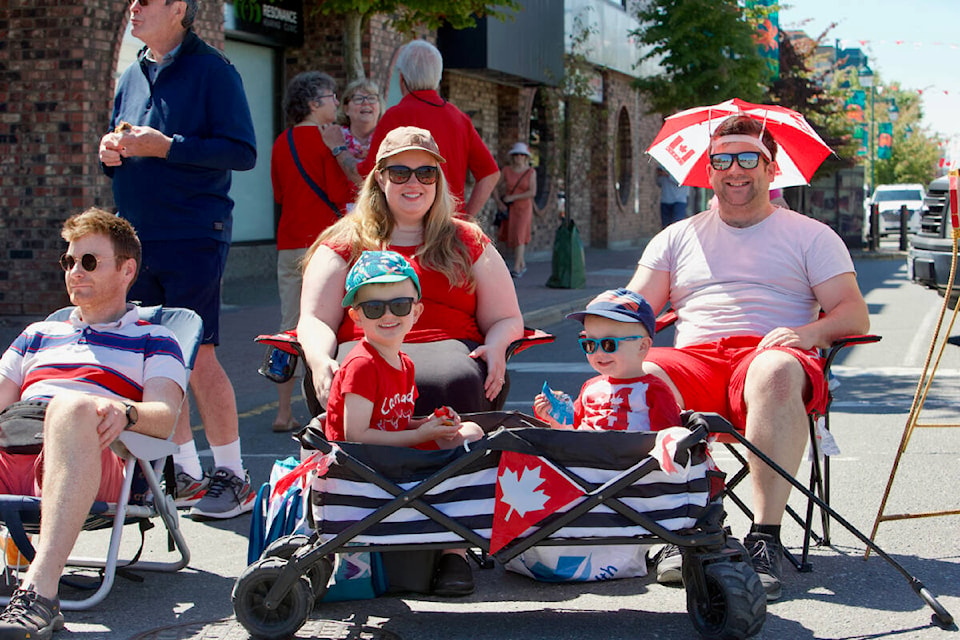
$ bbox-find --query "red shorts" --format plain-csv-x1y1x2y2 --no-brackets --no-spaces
646,336,828,431
0,448,127,502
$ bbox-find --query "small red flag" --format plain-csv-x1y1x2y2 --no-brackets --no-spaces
489,451,585,555
272,447,338,499
949,171,959,230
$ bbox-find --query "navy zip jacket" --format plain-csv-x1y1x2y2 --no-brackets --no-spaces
105,31,257,243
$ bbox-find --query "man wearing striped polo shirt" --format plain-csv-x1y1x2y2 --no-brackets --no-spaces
0,208,186,638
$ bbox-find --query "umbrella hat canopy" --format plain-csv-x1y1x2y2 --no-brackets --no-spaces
647,98,833,190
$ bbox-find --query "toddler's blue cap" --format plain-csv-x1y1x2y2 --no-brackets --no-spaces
566,288,656,337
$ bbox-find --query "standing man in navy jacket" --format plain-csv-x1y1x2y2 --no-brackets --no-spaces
98,0,257,519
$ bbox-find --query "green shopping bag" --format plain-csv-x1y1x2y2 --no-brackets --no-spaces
546,217,586,289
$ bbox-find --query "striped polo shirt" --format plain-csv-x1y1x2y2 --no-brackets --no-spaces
0,306,186,402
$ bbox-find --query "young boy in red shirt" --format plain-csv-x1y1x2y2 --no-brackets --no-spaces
324,250,482,447
324,250,482,596
534,288,680,432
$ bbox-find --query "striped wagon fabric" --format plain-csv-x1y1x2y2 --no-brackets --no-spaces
310,426,720,549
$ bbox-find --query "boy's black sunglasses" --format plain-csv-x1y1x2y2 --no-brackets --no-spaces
709,151,762,171
578,335,644,355
381,165,439,185
355,297,415,319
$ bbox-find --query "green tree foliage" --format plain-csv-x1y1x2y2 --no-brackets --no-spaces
822,67,940,186
873,85,941,186
631,0,768,114
317,1,519,83
769,30,858,173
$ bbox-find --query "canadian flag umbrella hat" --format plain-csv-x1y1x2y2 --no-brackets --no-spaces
647,98,833,190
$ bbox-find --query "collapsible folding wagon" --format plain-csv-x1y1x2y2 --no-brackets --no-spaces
232,413,768,640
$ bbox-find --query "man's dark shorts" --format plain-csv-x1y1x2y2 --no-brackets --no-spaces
129,239,229,345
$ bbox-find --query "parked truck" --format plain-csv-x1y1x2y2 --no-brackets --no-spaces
907,176,957,308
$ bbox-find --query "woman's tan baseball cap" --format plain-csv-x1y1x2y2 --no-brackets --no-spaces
375,126,446,164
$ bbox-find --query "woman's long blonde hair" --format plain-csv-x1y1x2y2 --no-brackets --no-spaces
306,159,482,291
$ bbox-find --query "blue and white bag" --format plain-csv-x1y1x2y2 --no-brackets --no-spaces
247,457,312,564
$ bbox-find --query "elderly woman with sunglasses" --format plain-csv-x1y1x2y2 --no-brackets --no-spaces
298,126,524,417
320,79,384,187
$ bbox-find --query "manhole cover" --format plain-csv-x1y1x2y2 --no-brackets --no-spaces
129,618,402,640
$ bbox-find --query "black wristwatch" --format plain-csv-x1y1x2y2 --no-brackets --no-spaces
332,145,349,157
122,401,139,430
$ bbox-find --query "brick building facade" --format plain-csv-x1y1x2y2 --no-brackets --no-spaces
0,1,663,316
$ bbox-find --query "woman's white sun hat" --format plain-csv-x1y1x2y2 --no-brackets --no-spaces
508,142,531,156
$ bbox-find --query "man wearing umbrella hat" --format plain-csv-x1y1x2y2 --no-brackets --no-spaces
627,115,869,601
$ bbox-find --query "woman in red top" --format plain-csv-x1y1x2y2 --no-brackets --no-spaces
298,126,523,416
270,72,354,431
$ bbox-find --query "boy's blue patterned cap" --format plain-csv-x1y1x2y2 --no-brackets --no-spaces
342,250,422,307
566,288,656,337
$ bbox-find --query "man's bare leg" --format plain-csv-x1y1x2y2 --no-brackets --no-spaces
742,350,809,526
20,394,106,600
740,349,810,600
188,344,238,448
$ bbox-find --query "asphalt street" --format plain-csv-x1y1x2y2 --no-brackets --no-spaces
6,243,960,639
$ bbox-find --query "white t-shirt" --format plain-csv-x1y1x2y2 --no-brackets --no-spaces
639,207,855,348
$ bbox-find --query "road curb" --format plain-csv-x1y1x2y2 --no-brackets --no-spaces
522,293,597,328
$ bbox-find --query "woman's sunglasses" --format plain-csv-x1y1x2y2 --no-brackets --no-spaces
381,165,439,185
578,335,644,355
355,297,415,320
59,253,107,273
709,151,762,171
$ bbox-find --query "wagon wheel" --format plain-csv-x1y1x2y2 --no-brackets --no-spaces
686,561,766,640
261,534,334,600
232,557,315,640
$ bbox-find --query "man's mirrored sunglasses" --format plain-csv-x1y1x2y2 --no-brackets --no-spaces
381,165,439,185
709,151,763,171
59,253,108,273
578,335,644,355
355,297,415,319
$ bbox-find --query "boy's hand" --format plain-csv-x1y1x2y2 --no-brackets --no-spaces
533,393,562,429
418,414,461,442
433,406,461,426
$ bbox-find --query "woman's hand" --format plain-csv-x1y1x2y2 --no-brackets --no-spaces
471,244,524,402
319,123,346,150
469,344,508,401
311,355,340,408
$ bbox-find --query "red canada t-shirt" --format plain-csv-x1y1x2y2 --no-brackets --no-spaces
573,374,681,432
324,340,418,442
327,219,490,344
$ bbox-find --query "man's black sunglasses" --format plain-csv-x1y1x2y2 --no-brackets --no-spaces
709,151,763,171
355,297,415,319
381,165,439,185
59,253,108,273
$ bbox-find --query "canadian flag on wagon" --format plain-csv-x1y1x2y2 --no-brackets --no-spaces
489,451,586,554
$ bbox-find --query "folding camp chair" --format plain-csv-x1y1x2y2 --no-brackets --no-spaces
654,310,881,571
0,305,201,610
256,327,555,417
